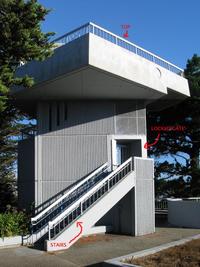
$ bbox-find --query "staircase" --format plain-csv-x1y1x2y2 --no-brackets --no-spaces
28,157,135,251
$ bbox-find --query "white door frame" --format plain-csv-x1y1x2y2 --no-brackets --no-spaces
110,135,147,170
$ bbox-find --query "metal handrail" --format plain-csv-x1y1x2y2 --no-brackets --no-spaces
48,157,133,240
31,162,108,226
52,22,183,76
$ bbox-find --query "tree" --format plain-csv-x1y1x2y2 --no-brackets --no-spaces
0,0,54,112
147,54,200,197
0,0,54,211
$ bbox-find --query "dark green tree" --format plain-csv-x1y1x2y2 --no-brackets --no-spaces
147,54,200,197
0,0,54,211
0,0,54,111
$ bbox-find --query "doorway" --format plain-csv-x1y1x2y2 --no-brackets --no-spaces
116,143,131,165
111,139,142,168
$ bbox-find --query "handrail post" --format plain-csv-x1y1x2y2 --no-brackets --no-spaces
130,157,133,171
80,202,82,214
90,23,94,34
48,222,51,240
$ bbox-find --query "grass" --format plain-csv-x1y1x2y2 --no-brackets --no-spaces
125,238,200,267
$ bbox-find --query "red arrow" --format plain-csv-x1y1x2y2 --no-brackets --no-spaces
144,133,161,149
123,30,129,38
69,221,83,244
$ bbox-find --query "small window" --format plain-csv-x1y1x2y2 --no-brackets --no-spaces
57,103,60,126
49,104,52,131
64,102,68,121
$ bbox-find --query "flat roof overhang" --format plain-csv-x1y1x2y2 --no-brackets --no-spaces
12,32,190,114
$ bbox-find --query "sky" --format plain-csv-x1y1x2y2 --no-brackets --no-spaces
39,0,200,70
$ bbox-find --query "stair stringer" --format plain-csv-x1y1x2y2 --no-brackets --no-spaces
46,171,135,251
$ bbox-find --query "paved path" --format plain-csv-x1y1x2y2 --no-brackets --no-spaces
0,227,200,267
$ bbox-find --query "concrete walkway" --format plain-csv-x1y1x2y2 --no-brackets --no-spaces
0,227,200,267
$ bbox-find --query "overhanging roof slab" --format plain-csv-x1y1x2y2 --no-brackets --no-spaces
13,31,190,104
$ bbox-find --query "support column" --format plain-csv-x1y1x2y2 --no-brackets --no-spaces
134,157,155,236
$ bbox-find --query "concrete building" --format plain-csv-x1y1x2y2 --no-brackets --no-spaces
13,23,190,251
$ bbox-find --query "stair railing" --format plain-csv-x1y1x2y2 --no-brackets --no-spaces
48,157,133,240
31,163,108,228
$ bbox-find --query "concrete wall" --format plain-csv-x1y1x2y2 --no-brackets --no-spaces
37,101,115,135
37,100,146,137
96,189,135,235
18,139,35,210
89,34,190,97
97,157,154,237
33,100,147,206
14,32,189,100
168,199,200,228
134,157,155,236
0,236,22,248
41,135,107,202
15,34,89,87
115,101,146,136
18,100,147,209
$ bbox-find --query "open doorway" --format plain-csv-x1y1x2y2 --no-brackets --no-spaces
112,139,142,167
116,141,131,165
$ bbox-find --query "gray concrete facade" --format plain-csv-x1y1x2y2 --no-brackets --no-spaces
16,22,190,240
18,99,155,238
18,100,147,208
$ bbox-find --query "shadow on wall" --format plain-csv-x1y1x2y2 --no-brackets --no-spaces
36,100,146,136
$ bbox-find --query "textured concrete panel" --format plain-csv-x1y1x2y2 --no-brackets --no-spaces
137,117,146,135
38,101,115,136
40,135,107,203
16,34,89,86
134,157,155,236
25,100,149,207
115,117,137,134
168,200,200,228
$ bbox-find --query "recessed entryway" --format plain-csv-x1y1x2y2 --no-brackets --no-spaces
111,138,142,168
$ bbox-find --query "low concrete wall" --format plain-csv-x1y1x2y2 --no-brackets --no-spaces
168,199,200,228
103,234,200,266
0,236,22,248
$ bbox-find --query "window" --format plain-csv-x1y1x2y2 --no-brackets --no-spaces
57,103,60,126
49,104,52,131
64,102,68,121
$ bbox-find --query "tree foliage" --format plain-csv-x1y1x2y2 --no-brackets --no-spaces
147,54,200,197
0,0,54,111
0,0,54,211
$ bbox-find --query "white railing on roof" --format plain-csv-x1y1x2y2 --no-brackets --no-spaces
53,22,183,76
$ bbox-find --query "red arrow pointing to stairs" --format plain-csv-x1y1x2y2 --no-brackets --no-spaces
144,133,161,149
69,221,83,244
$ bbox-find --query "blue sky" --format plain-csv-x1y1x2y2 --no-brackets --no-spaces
39,0,200,69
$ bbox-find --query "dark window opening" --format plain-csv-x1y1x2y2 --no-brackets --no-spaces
49,104,52,131
57,103,60,126
64,103,68,121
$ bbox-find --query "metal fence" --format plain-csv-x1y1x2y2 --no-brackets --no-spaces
155,200,168,211
53,22,183,76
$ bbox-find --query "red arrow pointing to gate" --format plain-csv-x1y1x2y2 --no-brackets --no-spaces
69,221,83,244
144,133,161,149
